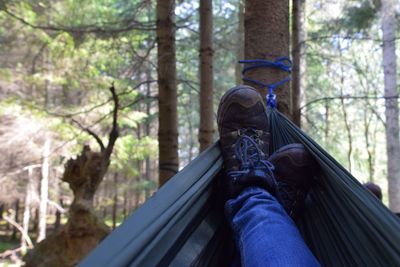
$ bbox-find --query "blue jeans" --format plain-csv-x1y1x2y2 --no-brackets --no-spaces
225,187,320,267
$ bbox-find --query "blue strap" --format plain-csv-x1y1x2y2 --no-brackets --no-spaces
239,57,292,108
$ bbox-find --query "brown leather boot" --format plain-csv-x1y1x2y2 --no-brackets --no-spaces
217,85,277,199
268,143,319,219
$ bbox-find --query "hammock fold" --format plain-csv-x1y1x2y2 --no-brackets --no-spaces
79,109,400,267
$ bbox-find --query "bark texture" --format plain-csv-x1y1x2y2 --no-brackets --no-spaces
381,0,400,212
157,0,179,185
244,0,291,118
199,0,214,152
291,0,306,127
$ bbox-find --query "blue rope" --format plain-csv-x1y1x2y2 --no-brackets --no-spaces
239,57,292,108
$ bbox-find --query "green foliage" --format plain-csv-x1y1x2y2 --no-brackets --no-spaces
0,240,18,253
0,68,12,81
111,135,157,175
0,0,161,227
303,0,391,198
340,1,378,34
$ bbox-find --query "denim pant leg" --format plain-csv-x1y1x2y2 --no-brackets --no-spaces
225,187,320,267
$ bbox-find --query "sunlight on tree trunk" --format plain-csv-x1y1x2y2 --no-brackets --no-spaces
381,0,400,212
291,0,307,127
37,138,50,242
21,166,34,253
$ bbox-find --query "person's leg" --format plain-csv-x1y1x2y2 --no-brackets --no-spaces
226,187,320,267
217,85,320,267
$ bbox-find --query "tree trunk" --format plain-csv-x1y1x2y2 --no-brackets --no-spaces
24,87,119,267
381,0,400,212
363,108,375,183
235,0,245,85
339,50,353,173
291,0,306,127
24,146,112,267
157,0,179,186
183,99,195,163
32,208,39,235
64,146,113,213
37,138,51,242
112,173,118,230
123,177,128,219
145,62,152,182
145,2,153,183
54,172,62,231
11,199,20,240
244,0,291,118
22,166,34,253
0,203,4,220
54,199,63,231
324,100,330,143
199,0,215,152
134,190,141,209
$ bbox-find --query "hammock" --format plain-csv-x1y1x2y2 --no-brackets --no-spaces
79,108,400,267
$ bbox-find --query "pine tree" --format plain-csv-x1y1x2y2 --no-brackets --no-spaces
381,0,400,212
199,0,214,152
291,0,307,127
157,0,179,185
244,0,291,118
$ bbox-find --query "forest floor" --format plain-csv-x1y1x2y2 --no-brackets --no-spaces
0,236,20,267
0,223,25,267
0,219,60,267
0,214,123,266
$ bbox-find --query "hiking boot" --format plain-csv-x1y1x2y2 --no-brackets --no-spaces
363,182,382,200
268,143,319,219
217,85,276,198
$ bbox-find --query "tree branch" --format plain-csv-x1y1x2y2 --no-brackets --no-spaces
71,119,105,152
44,80,158,118
4,215,34,249
0,247,22,260
105,84,119,159
2,6,155,36
301,95,399,110
47,199,66,214
303,34,400,44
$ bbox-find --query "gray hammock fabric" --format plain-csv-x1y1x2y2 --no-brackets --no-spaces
79,109,400,267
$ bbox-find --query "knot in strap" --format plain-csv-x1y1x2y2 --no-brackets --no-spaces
239,57,292,108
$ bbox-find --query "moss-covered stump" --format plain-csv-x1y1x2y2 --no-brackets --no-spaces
23,209,109,267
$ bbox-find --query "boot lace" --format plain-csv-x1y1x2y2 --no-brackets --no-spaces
227,131,274,181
